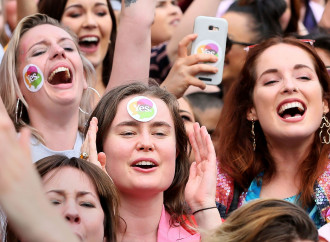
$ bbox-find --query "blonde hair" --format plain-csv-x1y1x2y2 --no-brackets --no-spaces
207,199,318,242
0,13,95,141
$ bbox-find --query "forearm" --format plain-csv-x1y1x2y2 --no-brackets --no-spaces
166,0,222,63
193,205,222,232
106,0,156,91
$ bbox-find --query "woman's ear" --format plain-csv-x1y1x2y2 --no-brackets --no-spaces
323,99,329,114
246,107,258,121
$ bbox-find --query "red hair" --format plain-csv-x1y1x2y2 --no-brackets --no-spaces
214,36,330,207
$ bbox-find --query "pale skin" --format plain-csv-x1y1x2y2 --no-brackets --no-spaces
0,96,79,242
246,44,329,199
84,103,222,240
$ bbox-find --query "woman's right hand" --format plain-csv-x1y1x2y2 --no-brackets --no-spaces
161,34,218,98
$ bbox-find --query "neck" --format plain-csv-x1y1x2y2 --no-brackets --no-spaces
117,192,164,242
28,107,80,151
259,136,314,199
95,64,106,98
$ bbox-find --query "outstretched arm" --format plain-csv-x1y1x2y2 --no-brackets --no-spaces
17,0,38,22
185,123,222,232
0,97,78,242
166,0,222,63
106,0,156,91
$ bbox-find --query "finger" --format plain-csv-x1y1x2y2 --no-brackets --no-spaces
97,152,107,172
188,63,218,76
198,126,209,160
183,53,218,66
87,118,99,165
178,33,198,58
188,127,201,163
193,122,205,163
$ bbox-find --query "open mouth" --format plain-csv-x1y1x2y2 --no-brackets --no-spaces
277,101,305,120
79,36,99,50
132,161,157,169
48,67,72,85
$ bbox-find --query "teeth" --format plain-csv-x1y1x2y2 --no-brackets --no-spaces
278,101,304,114
48,67,70,81
135,161,155,166
80,36,98,42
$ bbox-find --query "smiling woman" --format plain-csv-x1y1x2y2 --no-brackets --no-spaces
0,13,95,162
38,0,117,96
213,36,330,229
84,82,221,241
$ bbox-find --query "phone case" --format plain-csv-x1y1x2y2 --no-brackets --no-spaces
191,16,228,85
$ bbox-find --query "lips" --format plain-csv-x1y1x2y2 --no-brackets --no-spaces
277,100,306,120
131,158,158,169
48,66,72,85
79,36,99,54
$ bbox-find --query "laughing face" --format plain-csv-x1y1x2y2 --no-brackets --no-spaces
247,43,329,144
61,0,112,68
103,95,177,197
18,24,87,111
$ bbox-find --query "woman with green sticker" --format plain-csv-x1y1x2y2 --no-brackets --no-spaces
84,82,222,241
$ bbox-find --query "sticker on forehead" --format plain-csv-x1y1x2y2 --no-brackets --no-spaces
22,64,44,92
127,96,157,122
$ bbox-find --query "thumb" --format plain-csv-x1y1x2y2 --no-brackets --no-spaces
97,152,107,172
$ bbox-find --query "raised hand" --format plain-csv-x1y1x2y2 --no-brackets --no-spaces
81,117,107,172
185,122,222,230
161,34,218,98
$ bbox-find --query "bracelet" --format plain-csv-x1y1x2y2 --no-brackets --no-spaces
192,206,217,215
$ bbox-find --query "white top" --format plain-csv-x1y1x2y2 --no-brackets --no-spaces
30,132,84,163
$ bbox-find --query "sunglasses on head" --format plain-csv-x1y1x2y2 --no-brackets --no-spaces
226,37,255,53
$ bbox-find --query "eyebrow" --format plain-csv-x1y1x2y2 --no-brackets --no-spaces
65,2,107,11
179,110,192,115
46,190,96,198
115,120,172,128
258,64,314,79
27,38,74,53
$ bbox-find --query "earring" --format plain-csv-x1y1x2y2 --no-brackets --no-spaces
15,98,23,124
319,114,330,144
79,86,101,115
251,119,256,151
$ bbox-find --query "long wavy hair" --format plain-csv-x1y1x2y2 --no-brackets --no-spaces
214,36,330,207
85,82,191,227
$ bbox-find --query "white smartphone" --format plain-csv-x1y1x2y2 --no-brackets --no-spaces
191,16,228,86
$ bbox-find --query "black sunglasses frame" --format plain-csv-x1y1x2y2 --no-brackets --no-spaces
226,37,255,53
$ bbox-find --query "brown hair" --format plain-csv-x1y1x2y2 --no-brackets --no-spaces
6,155,119,242
207,199,318,242
214,36,330,207
36,155,119,242
38,0,117,87
85,81,191,226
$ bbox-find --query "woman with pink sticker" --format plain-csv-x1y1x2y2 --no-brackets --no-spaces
0,13,95,162
84,82,221,241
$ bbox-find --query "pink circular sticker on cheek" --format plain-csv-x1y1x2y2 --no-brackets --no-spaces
22,64,44,92
127,96,157,122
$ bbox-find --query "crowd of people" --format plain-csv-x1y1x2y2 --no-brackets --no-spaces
0,0,329,241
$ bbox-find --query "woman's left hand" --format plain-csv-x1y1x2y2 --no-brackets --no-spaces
185,122,221,229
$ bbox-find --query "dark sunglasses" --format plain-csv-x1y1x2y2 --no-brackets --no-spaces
226,37,255,54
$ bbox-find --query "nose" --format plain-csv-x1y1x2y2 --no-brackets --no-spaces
168,1,181,15
82,12,97,29
50,44,66,60
281,78,299,94
63,203,81,224
136,133,155,151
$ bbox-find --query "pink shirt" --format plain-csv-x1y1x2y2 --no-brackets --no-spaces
157,206,201,242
